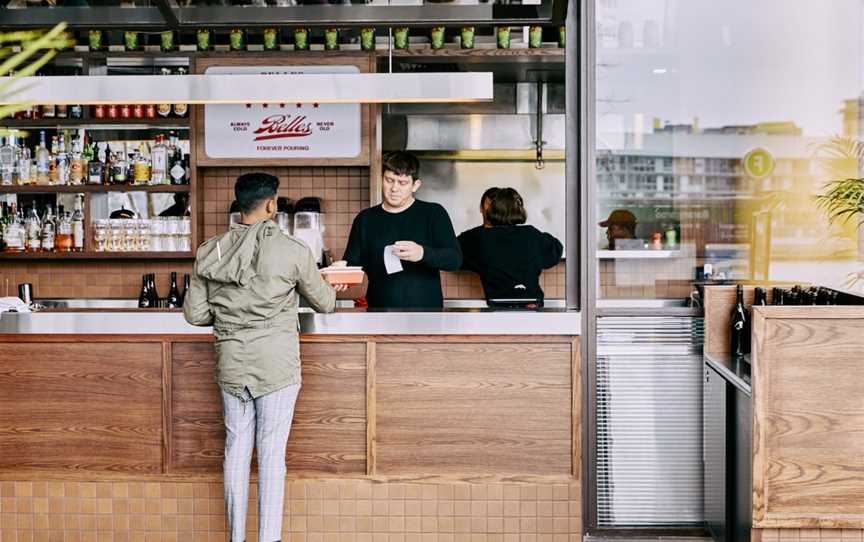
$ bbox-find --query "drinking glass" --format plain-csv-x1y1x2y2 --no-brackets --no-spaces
93,220,109,252
123,219,137,252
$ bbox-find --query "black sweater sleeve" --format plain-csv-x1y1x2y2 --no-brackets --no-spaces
457,229,480,272
343,212,365,267
538,231,564,269
420,205,463,271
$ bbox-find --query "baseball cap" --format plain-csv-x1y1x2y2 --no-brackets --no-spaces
599,209,637,227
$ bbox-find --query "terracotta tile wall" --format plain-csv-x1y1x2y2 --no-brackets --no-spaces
0,480,582,542
759,529,864,541
599,260,693,300
0,167,566,302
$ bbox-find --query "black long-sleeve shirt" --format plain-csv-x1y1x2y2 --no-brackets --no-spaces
343,200,462,309
457,225,563,303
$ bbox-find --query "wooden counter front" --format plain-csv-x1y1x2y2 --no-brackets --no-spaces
0,334,580,481
752,307,864,530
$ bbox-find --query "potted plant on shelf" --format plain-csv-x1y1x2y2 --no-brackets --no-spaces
814,136,864,289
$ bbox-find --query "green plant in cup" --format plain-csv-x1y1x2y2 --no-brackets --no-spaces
394,27,409,49
196,29,211,51
558,25,565,48
460,26,475,49
294,28,310,51
88,30,103,51
263,28,279,50
431,26,446,50
229,28,246,51
324,28,339,50
529,26,543,48
124,31,139,51
361,27,376,51
160,31,175,52
496,26,511,49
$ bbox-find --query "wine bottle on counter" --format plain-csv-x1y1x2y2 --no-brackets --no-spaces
730,284,750,357
754,287,767,307
138,275,151,309
166,272,181,309
147,274,160,308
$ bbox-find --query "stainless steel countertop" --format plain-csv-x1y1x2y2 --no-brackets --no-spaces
0,308,581,335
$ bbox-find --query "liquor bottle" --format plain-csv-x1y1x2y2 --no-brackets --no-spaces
166,272,181,308
150,135,168,185
172,67,189,118
48,136,59,185
754,287,767,307
138,274,151,309
771,287,784,306
0,136,15,186
36,131,50,185
147,274,160,307
179,273,190,307
56,211,73,252
41,205,56,252
17,136,31,186
4,206,26,253
157,68,172,118
56,134,69,186
730,284,750,357
25,207,42,252
71,196,84,252
169,134,185,185
113,143,129,184
69,136,84,185
133,142,151,185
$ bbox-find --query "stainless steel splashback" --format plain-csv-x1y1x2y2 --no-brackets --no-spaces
401,114,565,151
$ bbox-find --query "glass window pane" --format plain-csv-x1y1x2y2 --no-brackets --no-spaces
596,0,864,300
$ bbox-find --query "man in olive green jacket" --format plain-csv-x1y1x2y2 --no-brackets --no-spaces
184,172,342,542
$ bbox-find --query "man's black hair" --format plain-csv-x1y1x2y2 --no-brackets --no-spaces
382,151,420,180
234,173,280,213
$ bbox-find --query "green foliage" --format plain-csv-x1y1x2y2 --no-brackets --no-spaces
0,23,74,127
814,136,864,227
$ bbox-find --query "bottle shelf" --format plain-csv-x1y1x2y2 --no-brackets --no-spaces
0,185,191,194
0,251,194,260
0,117,190,129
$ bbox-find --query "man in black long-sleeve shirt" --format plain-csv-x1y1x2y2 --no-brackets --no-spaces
343,152,462,309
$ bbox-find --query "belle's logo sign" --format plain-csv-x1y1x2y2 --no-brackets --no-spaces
253,114,314,141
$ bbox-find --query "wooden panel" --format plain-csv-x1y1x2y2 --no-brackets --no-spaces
193,54,374,167
170,341,367,475
0,342,163,474
704,284,777,355
375,342,573,475
752,307,864,528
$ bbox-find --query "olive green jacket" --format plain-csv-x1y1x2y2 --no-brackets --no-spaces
183,219,336,399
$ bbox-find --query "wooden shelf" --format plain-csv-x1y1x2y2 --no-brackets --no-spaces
0,185,190,194
1,117,190,129
378,46,565,60
0,251,194,260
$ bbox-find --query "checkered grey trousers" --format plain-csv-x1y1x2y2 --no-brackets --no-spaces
221,384,301,542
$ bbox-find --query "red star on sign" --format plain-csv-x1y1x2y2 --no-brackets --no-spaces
245,103,252,108
279,103,285,108
313,103,320,108
296,103,302,108
263,103,268,108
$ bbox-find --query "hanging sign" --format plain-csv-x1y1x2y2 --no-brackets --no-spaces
204,65,362,159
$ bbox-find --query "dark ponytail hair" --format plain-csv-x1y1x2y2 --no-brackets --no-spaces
485,187,527,226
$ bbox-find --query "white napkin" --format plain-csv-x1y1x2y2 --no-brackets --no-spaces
0,297,31,314
383,245,403,275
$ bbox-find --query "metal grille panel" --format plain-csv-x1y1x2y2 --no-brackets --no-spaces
596,316,705,527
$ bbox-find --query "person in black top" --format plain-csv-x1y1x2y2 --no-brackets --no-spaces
343,151,462,309
458,187,563,305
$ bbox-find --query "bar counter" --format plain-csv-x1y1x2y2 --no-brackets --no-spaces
0,307,581,335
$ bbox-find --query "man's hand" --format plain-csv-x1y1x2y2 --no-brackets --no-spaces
332,283,349,293
393,240,424,262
